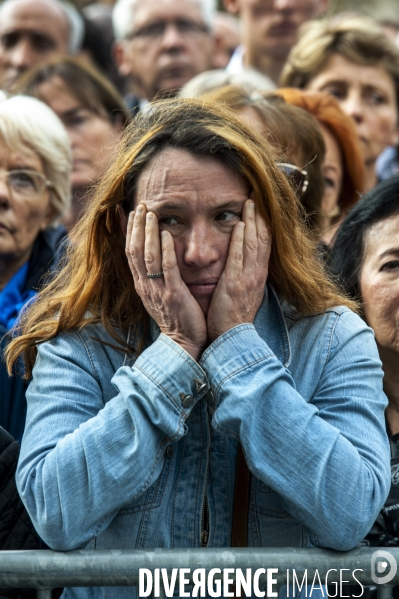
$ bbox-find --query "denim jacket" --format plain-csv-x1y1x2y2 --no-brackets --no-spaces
17,286,390,599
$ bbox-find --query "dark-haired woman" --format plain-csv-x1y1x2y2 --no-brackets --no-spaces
14,57,130,230
331,174,399,543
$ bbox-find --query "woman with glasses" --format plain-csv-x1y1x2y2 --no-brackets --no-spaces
14,57,130,231
275,88,366,245
0,94,71,443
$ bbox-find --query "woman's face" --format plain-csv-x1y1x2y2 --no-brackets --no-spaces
0,140,53,268
135,147,250,315
360,213,399,357
319,124,343,217
37,76,123,192
306,54,399,167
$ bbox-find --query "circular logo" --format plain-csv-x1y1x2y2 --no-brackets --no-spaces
371,550,398,584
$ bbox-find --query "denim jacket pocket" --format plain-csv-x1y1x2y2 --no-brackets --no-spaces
253,477,290,518
117,452,173,515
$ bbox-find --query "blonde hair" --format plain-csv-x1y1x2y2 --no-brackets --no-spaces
0,95,71,224
280,12,399,105
6,97,356,378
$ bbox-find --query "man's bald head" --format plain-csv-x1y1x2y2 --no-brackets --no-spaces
0,0,84,90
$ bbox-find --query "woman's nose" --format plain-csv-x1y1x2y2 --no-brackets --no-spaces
183,226,219,267
341,91,365,125
0,175,10,208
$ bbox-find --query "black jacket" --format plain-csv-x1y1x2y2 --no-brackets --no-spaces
0,426,41,599
0,226,67,442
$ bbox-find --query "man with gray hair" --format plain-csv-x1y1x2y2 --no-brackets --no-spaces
113,0,217,108
0,0,84,90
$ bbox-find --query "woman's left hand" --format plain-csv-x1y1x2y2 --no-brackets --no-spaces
207,199,272,342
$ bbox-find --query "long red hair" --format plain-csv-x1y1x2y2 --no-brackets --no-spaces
275,88,365,214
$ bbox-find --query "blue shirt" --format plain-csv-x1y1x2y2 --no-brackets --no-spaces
16,286,391,599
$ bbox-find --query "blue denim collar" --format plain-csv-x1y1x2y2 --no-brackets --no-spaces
254,284,291,368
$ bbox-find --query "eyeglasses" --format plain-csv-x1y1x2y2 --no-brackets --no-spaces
277,163,309,196
0,169,52,200
125,19,210,42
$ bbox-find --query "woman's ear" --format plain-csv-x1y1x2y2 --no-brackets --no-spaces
40,199,58,230
117,204,128,237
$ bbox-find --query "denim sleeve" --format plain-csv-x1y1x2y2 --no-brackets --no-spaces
16,331,208,551
200,312,391,551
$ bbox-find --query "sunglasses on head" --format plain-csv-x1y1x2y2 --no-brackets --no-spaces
277,162,309,196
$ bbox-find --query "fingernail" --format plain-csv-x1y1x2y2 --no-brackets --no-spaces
249,202,255,209
239,222,245,229
136,206,143,215
146,212,153,220
161,230,168,238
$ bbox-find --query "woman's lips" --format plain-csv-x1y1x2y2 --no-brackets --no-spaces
186,280,218,295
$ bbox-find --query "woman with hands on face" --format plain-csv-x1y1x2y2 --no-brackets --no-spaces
6,99,391,599
125,149,271,360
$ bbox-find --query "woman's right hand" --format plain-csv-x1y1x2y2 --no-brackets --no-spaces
125,204,207,361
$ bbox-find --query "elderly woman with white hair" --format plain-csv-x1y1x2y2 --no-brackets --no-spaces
0,94,71,444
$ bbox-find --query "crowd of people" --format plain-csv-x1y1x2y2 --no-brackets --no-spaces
1,0,399,597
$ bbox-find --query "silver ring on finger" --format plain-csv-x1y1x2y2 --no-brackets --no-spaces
146,271,164,279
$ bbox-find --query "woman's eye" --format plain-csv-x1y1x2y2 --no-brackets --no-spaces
158,216,179,226
64,112,90,128
366,91,386,105
9,172,34,188
324,176,336,189
381,260,399,271
323,86,346,100
216,211,240,222
68,117,87,127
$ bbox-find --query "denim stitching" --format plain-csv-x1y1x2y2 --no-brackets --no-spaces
75,329,100,383
133,363,186,412
324,312,340,366
201,324,255,362
158,335,206,378
213,355,274,396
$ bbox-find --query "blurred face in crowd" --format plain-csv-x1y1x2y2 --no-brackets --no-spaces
0,140,54,285
306,54,399,168
114,0,216,100
319,124,342,218
212,12,241,69
0,0,70,90
36,76,123,192
224,0,328,60
360,214,399,360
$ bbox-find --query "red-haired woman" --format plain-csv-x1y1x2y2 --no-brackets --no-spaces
276,88,366,244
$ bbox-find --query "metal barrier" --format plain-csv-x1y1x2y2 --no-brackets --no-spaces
0,547,398,599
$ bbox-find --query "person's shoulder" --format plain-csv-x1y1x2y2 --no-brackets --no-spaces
283,303,375,357
35,321,132,380
282,300,353,324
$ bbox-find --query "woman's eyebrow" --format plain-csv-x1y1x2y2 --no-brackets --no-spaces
59,107,85,120
155,199,246,211
379,247,399,259
320,79,346,87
